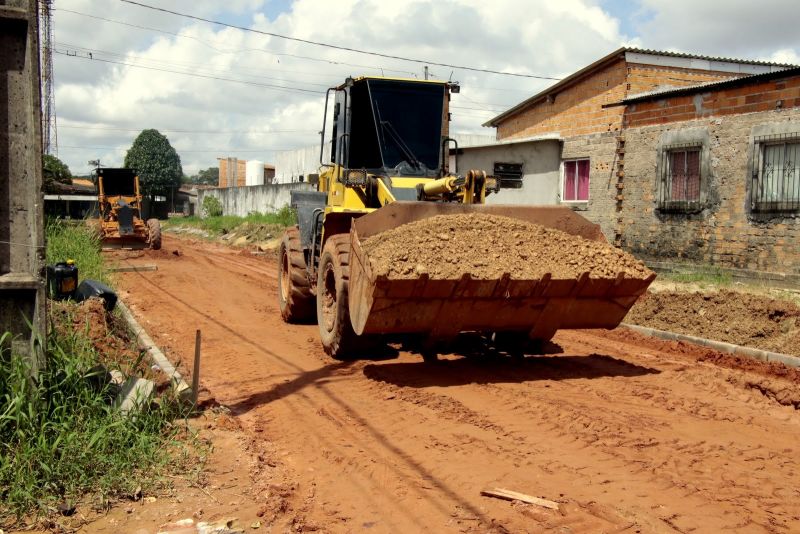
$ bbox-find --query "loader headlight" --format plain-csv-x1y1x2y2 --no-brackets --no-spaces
344,169,368,187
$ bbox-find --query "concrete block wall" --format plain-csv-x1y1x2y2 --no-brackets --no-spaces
457,140,561,205
625,74,800,128
620,107,800,274
198,182,313,218
561,132,619,240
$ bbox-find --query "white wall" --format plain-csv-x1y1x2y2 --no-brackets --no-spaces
274,144,330,184
455,140,562,205
198,183,314,217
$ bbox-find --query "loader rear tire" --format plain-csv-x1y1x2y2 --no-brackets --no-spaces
317,235,373,359
147,218,162,250
278,226,316,323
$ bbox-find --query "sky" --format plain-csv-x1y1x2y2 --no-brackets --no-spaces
49,0,800,176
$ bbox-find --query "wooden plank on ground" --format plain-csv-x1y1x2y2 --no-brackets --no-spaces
480,488,559,510
109,264,158,273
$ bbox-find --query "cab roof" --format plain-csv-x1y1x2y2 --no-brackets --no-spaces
333,76,450,90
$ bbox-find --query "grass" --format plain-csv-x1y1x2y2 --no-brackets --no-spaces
164,205,297,236
45,218,110,285
0,220,197,526
661,265,733,286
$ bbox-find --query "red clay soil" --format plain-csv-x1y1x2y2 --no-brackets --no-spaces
361,213,653,280
50,298,138,367
627,290,800,356
103,235,800,534
49,298,162,382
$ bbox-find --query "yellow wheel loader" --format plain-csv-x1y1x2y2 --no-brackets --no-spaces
278,77,654,359
96,168,162,250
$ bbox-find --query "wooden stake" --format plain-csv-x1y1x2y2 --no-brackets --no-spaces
192,329,201,406
480,488,559,510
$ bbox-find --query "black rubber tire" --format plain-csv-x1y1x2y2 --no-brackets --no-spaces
278,226,316,323
316,235,371,359
147,218,162,250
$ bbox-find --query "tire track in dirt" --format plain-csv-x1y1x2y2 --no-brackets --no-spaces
113,235,800,533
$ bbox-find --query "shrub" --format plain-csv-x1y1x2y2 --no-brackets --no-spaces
202,196,222,217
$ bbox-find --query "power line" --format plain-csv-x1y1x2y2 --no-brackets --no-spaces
118,0,561,80
54,41,333,89
55,48,509,114
55,50,325,95
55,8,419,77
58,125,318,134
60,144,300,153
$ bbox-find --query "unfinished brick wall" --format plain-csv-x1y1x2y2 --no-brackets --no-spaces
624,74,800,128
626,64,739,96
497,60,739,141
497,60,627,140
620,107,800,274
217,158,248,187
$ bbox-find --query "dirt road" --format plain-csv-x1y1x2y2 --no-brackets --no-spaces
112,236,800,533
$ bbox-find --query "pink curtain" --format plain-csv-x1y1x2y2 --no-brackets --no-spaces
564,160,589,201
686,151,700,200
564,161,576,201
577,159,590,201
670,151,687,200
670,150,700,201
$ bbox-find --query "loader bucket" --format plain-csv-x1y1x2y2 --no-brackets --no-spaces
347,202,655,341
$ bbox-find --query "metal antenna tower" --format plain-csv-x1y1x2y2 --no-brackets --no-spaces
41,0,57,155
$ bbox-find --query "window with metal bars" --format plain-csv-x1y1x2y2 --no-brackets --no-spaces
493,162,524,189
751,133,800,213
658,143,702,212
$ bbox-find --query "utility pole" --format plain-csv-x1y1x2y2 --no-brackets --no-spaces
1,0,47,373
40,0,57,155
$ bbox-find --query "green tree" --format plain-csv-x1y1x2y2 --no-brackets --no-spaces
42,154,72,192
123,129,183,198
184,167,219,186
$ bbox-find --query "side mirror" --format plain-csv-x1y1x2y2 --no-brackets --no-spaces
308,173,320,185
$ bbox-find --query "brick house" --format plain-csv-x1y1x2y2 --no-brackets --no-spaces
480,47,791,239
613,67,800,275
479,47,799,276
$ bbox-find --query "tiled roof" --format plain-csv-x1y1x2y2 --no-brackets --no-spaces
627,48,795,68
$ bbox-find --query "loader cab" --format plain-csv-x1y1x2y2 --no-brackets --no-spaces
326,77,449,179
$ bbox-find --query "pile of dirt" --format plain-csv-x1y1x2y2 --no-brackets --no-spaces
626,290,800,356
361,213,653,280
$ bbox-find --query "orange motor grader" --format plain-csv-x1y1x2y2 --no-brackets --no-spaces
95,167,162,250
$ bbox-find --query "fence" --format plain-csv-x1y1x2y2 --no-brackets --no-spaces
197,183,314,217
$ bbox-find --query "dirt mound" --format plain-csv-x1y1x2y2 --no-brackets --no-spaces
49,298,154,378
361,213,653,280
627,290,800,356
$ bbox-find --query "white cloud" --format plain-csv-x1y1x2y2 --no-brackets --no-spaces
53,0,629,174
636,0,800,61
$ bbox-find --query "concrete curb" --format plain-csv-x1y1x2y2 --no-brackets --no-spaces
117,299,192,399
621,322,800,369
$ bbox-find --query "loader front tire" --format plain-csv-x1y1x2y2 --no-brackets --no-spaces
278,226,315,323
317,235,367,360
147,218,162,250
